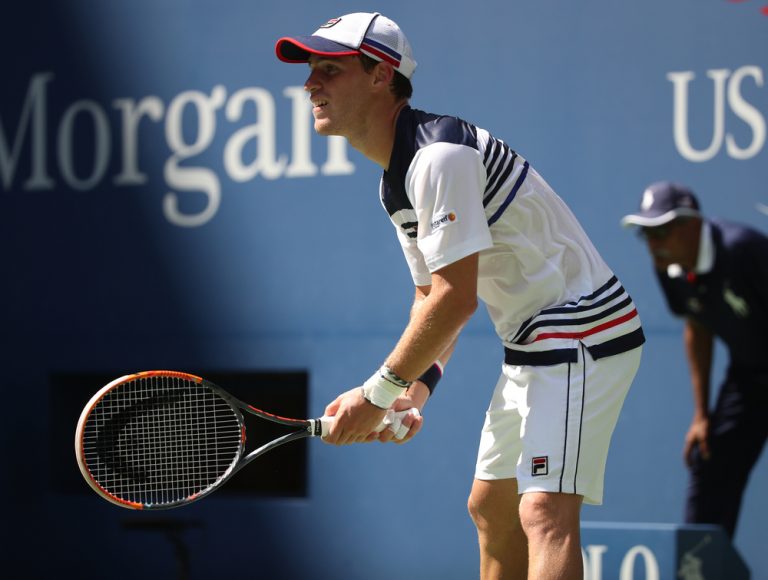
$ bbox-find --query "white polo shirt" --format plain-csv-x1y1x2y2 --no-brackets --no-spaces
381,107,644,364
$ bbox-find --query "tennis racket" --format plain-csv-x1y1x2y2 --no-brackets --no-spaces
75,370,418,510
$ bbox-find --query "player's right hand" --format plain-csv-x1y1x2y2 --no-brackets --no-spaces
323,387,388,445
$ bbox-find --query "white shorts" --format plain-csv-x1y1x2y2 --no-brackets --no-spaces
474,343,642,505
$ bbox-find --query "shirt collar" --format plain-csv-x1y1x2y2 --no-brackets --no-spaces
695,220,714,274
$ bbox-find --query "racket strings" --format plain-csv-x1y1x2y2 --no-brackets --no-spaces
81,376,242,507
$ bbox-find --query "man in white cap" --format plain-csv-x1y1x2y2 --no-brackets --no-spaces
277,13,645,579
622,182,768,540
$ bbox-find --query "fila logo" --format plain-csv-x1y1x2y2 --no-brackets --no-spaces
532,456,548,476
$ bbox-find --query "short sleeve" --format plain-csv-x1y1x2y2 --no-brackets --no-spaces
406,142,493,272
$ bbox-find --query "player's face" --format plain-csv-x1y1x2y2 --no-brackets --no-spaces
304,55,373,138
640,218,700,271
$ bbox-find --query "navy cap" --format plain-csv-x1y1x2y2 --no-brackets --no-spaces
621,182,701,228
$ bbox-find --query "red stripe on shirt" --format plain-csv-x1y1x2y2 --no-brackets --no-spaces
532,309,639,342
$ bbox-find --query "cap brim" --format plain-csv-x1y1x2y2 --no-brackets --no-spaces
276,36,361,63
620,208,700,228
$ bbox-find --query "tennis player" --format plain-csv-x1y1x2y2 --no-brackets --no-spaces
276,12,645,580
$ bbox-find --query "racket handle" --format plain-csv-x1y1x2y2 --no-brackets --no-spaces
317,408,421,440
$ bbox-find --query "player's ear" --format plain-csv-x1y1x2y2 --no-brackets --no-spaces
372,61,395,87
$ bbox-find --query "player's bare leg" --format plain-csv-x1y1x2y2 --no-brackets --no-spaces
468,478,528,580
519,491,583,580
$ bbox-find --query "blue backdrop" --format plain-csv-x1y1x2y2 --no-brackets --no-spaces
2,1,766,578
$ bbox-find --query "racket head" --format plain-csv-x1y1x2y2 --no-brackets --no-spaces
75,370,245,510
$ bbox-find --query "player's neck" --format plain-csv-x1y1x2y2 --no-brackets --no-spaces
350,100,409,170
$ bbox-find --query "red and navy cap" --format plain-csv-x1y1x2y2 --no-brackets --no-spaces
276,12,417,79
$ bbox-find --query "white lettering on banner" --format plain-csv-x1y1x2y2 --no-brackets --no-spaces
668,65,766,162
619,546,660,580
113,96,164,186
0,72,54,190
163,86,227,227
582,545,608,579
0,72,355,227
582,544,661,580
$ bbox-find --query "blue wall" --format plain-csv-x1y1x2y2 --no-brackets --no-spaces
2,1,766,578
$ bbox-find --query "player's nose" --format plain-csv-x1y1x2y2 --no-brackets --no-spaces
304,70,321,93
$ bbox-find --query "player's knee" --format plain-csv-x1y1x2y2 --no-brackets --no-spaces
467,489,498,532
467,491,485,529
467,489,518,534
518,493,578,543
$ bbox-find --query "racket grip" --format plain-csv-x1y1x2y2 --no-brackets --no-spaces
318,408,420,440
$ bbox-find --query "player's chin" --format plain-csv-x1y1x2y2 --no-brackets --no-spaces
313,120,340,137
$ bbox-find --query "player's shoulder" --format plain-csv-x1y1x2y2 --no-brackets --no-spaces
389,106,483,185
403,106,479,150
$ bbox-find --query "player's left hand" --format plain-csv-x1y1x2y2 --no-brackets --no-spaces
376,400,423,444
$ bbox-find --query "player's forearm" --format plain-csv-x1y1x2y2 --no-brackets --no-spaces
361,255,477,410
386,283,475,380
360,292,469,410
435,336,458,367
404,380,431,410
683,318,714,417
409,287,460,368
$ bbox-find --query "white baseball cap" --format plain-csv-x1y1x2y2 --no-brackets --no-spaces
275,12,417,79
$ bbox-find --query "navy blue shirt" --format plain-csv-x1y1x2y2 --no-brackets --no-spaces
657,219,768,373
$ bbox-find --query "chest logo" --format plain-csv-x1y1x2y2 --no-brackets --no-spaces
723,287,750,318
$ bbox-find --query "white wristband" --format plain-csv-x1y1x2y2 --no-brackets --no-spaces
362,367,409,409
